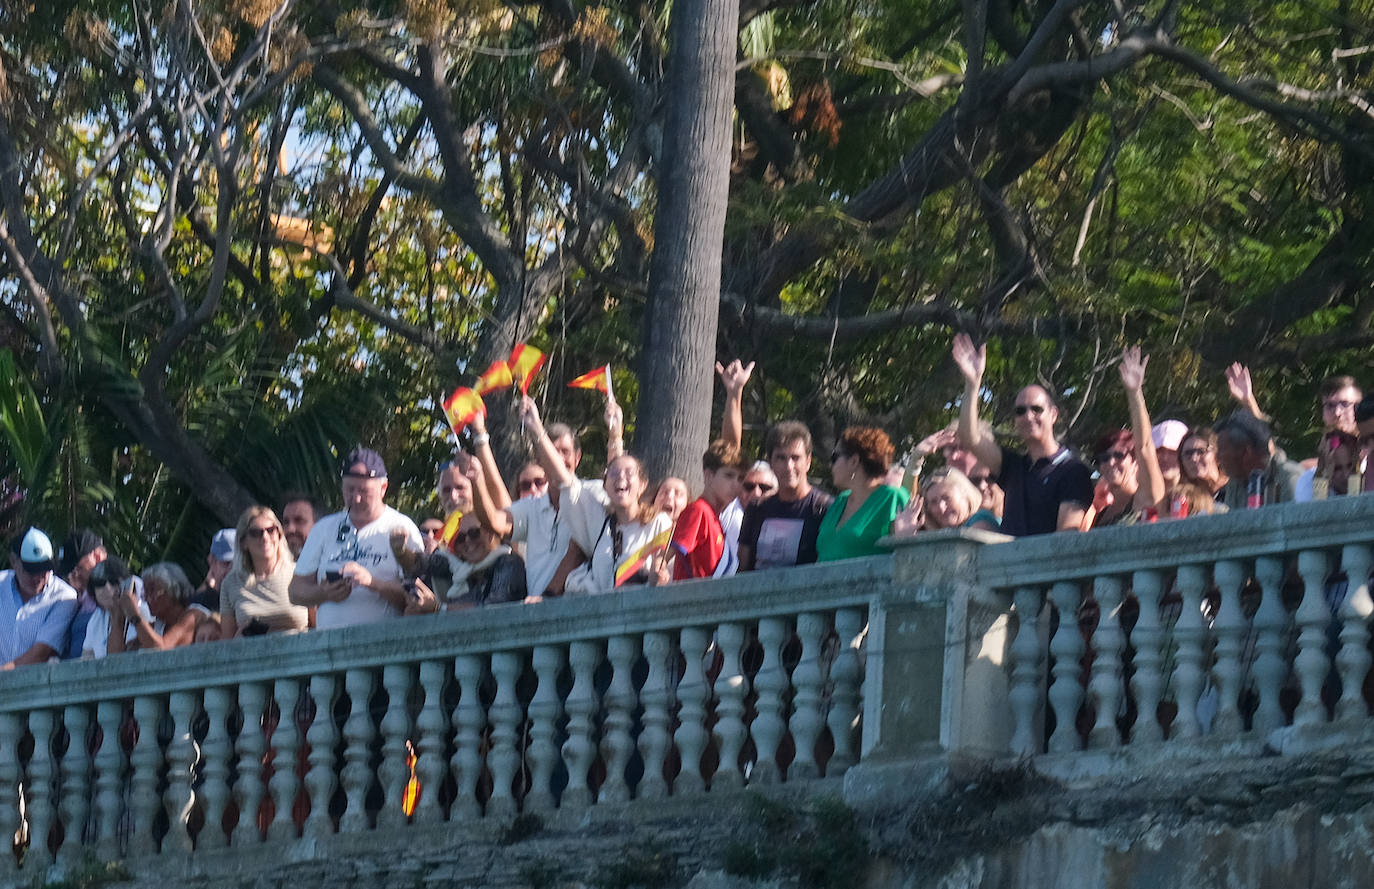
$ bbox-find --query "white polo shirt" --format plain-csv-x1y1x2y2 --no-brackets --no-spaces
295,507,423,629
507,480,600,595
0,571,78,664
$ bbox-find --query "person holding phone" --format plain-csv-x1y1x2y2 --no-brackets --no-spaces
289,447,425,629
220,506,309,638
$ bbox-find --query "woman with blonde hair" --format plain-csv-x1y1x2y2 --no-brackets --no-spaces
220,505,309,637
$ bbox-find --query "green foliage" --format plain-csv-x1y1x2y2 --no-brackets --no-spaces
723,795,869,889
32,854,132,889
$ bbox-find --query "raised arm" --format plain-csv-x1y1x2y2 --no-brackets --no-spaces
952,334,1003,474
520,396,575,488
1120,346,1166,510
469,410,512,511
716,359,755,451
1225,363,1268,421
605,398,625,462
458,451,515,538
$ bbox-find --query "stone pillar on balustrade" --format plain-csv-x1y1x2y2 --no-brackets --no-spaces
846,528,1014,805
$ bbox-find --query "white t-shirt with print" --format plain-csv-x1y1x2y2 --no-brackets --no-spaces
295,507,424,630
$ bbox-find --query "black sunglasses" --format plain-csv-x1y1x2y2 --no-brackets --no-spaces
455,527,484,544
1013,404,1047,416
743,482,775,493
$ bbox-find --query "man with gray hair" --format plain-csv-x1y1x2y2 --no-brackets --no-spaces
1215,410,1303,508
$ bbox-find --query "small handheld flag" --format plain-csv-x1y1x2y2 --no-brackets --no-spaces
442,387,485,437
509,344,547,394
615,526,672,586
474,360,514,396
568,364,612,395
438,508,464,552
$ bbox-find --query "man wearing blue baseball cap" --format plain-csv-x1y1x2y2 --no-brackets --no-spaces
1,527,78,669
289,447,428,628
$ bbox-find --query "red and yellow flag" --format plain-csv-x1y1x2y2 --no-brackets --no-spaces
438,508,464,553
442,386,485,437
615,526,673,586
509,344,547,394
568,364,612,394
474,360,514,396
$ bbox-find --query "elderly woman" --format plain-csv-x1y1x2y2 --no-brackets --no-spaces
443,512,528,608
84,555,149,658
1086,347,1167,529
115,561,200,651
924,468,1000,531
220,506,309,638
816,427,910,561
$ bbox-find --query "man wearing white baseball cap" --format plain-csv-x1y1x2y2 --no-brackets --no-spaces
1,527,78,669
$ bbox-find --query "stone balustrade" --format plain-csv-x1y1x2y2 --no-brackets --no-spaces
967,495,1374,757
6,495,1374,876
0,557,881,873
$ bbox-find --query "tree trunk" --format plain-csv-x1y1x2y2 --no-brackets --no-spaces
634,0,740,488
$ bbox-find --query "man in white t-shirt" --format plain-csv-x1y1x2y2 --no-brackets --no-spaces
1,527,78,668
290,447,426,629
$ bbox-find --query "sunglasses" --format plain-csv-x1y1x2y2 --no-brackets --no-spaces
246,525,281,540
1324,400,1358,412
1181,447,1212,459
1095,450,1131,465
1013,404,1047,416
743,482,775,494
519,477,549,492
830,450,848,463
968,474,992,487
420,525,444,537
455,527,484,544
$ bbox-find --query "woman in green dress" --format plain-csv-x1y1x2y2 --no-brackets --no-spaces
816,427,910,561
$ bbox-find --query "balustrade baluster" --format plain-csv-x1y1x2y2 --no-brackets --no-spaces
269,679,303,840
199,687,233,849
0,713,20,875
827,608,865,773
58,704,92,863
161,691,198,853
600,636,639,802
1293,550,1333,727
525,646,564,811
129,695,165,855
673,628,711,794
1047,581,1084,753
1129,571,1165,744
375,665,414,829
1088,575,1125,749
1251,557,1290,734
787,614,827,778
751,618,789,783
1169,565,1209,739
450,655,486,818
303,674,338,839
560,642,600,808
339,669,376,832
637,632,672,799
713,623,748,788
233,683,269,845
26,709,56,868
413,661,449,823
487,653,523,816
1337,544,1374,721
91,701,124,858
1009,587,1046,755
1211,559,1249,735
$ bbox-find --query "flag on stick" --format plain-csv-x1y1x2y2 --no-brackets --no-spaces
438,508,464,553
474,360,514,396
615,526,673,586
568,364,612,395
508,344,547,394
442,386,485,437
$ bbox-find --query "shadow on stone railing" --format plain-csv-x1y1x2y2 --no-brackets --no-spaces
0,558,883,875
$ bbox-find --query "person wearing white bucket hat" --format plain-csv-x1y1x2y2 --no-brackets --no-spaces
1,527,78,669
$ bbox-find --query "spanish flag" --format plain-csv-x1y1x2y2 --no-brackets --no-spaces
474,360,514,396
508,344,547,394
442,386,485,437
615,526,673,586
438,508,464,552
568,364,612,394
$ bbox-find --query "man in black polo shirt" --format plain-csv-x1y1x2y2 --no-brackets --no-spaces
952,334,1093,536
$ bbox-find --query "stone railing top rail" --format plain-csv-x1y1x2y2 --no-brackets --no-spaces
918,495,1374,589
0,552,888,713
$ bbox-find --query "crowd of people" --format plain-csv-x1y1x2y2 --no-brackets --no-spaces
3,336,1371,668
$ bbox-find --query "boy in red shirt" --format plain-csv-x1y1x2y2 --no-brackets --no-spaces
671,440,748,580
